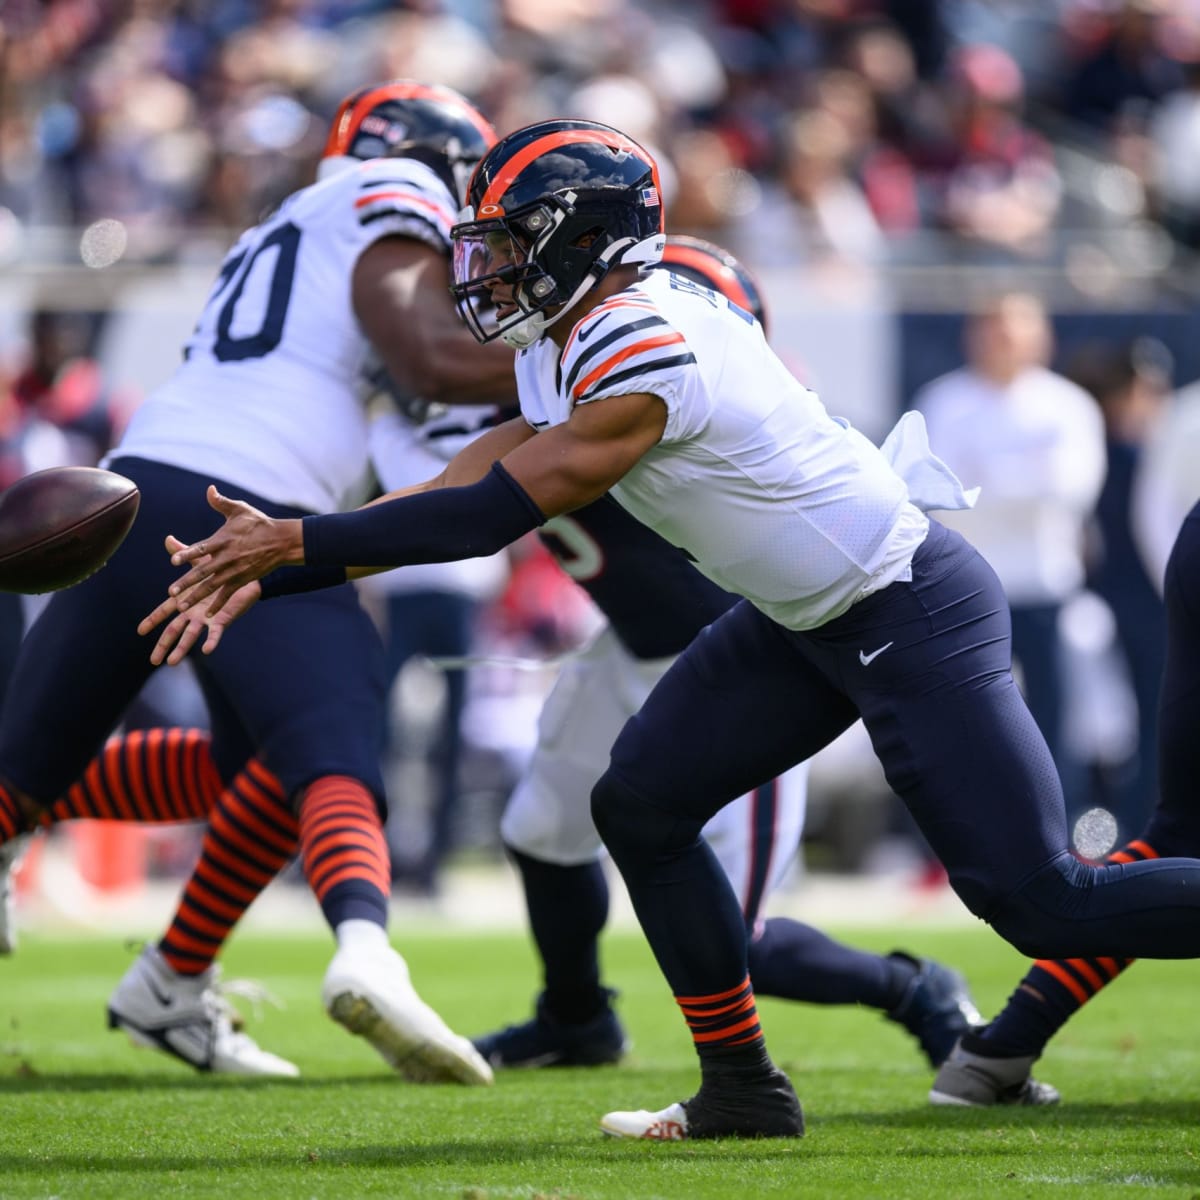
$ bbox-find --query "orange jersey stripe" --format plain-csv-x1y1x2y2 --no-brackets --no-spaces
353,190,450,225
572,331,685,400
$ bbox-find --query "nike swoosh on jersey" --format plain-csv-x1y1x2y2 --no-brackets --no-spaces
572,331,690,400
576,312,612,344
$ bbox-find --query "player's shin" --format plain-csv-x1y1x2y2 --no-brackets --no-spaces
158,759,297,975
300,775,492,1085
591,769,803,1138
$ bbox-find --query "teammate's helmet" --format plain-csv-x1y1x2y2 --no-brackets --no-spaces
319,80,496,200
658,235,769,337
450,119,666,348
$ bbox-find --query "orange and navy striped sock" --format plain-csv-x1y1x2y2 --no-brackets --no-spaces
158,760,298,976
44,729,220,825
0,782,24,843
676,974,766,1062
969,839,1158,1058
299,776,390,930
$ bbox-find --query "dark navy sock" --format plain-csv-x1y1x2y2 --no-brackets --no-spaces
748,917,913,1010
508,846,610,1024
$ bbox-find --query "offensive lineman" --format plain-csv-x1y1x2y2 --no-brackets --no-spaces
0,82,509,1085
145,119,1200,1140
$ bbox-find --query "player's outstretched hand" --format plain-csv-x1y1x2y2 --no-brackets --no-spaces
139,536,262,663
164,485,302,614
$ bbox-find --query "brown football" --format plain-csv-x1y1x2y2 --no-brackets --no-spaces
0,466,140,594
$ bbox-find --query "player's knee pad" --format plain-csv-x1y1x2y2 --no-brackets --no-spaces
590,768,702,870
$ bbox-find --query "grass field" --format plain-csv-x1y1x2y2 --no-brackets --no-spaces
2,925,1199,1199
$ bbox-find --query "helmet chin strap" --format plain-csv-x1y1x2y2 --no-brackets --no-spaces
499,234,665,349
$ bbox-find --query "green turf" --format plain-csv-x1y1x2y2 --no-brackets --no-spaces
2,925,1198,1198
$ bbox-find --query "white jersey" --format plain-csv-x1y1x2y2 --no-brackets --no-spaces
515,268,930,631
112,157,459,514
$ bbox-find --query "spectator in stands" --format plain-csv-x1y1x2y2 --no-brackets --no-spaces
1133,364,1200,588
10,308,114,467
915,291,1107,820
932,44,1062,258
1073,338,1172,837
1061,0,1185,134
1151,56,1200,247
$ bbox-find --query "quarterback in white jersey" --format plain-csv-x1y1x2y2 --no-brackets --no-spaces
152,119,1200,1142
515,265,929,631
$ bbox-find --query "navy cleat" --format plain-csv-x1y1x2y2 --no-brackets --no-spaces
885,951,983,1068
601,1066,804,1141
929,1039,1060,1106
473,989,629,1069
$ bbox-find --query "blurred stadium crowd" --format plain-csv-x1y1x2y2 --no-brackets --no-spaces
3,0,1200,265
4,0,1200,903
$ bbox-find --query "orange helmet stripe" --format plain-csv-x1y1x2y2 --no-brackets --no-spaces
322,81,494,159
479,127,663,215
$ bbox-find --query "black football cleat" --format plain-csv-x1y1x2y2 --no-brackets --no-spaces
473,989,629,1069
600,1066,805,1140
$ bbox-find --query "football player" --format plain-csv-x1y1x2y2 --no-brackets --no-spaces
929,497,1200,1105
0,81,513,1085
146,120,1200,1140
471,235,981,1073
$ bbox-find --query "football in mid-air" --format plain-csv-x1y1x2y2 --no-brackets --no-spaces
0,466,140,594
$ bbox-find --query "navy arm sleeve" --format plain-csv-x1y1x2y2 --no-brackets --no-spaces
303,461,546,569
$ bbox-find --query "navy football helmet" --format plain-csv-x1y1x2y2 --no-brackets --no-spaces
319,80,495,200
450,119,666,348
658,235,768,336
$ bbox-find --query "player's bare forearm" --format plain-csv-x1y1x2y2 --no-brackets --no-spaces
433,416,538,489
497,392,666,516
355,239,518,407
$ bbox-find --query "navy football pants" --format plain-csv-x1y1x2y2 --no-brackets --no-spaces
593,522,1200,997
0,456,386,809
1141,501,1200,854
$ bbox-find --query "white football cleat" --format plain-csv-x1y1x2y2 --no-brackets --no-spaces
322,943,493,1086
929,1039,1060,1107
0,832,34,955
107,944,300,1077
600,1102,689,1140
